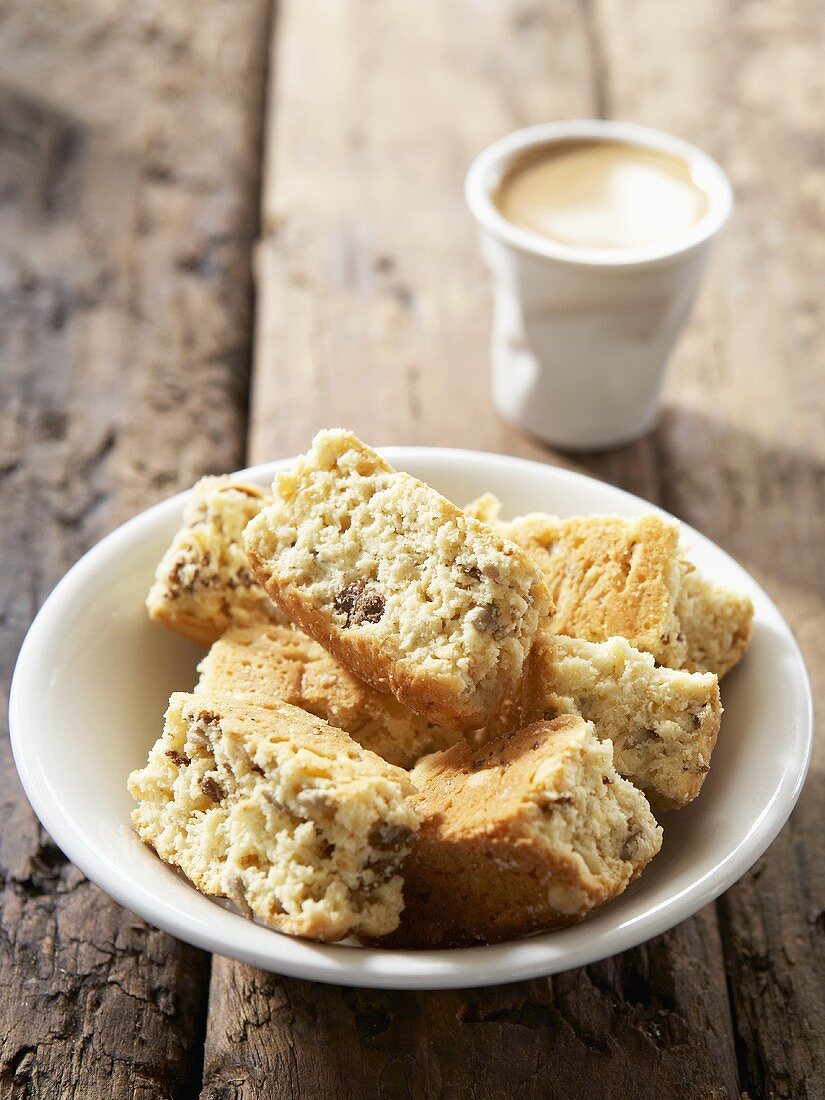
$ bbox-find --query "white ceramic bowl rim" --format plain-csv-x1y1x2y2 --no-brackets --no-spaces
465,119,734,269
9,448,812,990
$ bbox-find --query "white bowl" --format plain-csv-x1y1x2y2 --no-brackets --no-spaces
10,449,812,990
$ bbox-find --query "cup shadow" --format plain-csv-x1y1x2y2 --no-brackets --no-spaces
537,403,825,603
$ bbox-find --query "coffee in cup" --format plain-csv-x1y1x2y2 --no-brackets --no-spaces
493,139,708,252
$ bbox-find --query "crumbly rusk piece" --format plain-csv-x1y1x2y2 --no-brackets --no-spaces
466,494,753,677
128,692,419,941
195,623,465,769
243,430,552,732
517,634,721,809
677,570,753,679
465,495,685,667
147,477,281,646
376,716,662,948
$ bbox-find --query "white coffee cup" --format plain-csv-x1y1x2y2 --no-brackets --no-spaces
465,120,733,450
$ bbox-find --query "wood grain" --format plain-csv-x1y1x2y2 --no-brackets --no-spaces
586,2,825,1095
2,0,821,1094
249,0,593,462
202,910,738,1100
0,1,270,1095
203,1,769,1096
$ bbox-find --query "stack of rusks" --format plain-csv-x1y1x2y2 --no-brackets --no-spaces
129,430,753,947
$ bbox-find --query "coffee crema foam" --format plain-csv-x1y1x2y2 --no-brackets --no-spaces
493,140,708,251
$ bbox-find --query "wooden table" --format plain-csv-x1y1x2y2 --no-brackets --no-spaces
1,1,822,1096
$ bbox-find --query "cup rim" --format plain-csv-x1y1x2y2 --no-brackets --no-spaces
464,119,734,268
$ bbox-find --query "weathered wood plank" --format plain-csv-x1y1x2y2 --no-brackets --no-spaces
249,0,592,461
205,2,745,1096
203,909,738,1100
0,1,271,1095
586,1,825,1095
